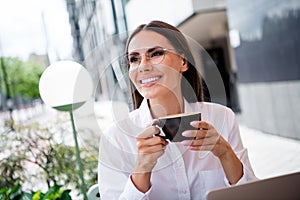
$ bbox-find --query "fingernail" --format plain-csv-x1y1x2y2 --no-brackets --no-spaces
190,121,198,126
182,131,190,137
189,146,196,150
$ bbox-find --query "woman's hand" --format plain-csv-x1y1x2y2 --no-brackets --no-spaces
181,120,243,184
132,123,168,193
181,121,229,158
134,124,168,173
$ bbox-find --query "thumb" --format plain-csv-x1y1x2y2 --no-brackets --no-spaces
137,126,160,139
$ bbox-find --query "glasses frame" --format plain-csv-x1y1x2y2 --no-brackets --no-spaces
124,46,179,70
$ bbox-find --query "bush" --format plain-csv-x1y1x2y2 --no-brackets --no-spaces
0,118,98,199
0,184,72,200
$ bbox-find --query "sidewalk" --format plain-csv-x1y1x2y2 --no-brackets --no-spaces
239,124,300,179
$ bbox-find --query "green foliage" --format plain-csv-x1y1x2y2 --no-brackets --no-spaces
0,184,72,200
0,118,98,198
0,184,32,200
0,57,44,98
32,185,72,200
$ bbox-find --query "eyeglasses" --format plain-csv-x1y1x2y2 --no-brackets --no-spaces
124,47,177,69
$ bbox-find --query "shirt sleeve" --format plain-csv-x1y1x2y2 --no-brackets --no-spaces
223,108,258,186
119,176,152,200
98,162,152,200
98,125,153,200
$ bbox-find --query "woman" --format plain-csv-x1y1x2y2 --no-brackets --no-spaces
98,20,257,200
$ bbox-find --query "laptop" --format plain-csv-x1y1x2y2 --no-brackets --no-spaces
206,171,300,200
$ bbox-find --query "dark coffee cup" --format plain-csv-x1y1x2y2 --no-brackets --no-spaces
155,112,201,142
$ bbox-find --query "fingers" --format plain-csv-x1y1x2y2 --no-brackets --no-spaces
137,143,167,154
134,121,169,173
185,136,228,157
137,135,168,147
136,125,168,155
137,125,160,139
182,129,208,138
181,136,217,146
190,121,210,130
181,121,221,152
181,136,219,152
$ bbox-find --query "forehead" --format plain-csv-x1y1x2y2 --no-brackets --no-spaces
128,30,172,52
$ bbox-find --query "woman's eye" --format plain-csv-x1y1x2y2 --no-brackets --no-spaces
151,50,164,58
129,56,140,63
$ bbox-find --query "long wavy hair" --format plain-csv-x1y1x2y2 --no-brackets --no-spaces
125,20,204,109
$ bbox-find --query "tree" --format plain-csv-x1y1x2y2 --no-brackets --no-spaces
0,57,44,99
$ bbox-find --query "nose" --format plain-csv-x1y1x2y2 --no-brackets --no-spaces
138,56,152,72
139,54,151,65
138,63,153,73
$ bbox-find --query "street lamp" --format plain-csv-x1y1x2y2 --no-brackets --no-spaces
39,60,93,200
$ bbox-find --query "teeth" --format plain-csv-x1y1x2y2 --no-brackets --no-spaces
141,76,160,84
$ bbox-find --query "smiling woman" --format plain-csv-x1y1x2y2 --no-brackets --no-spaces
98,20,258,200
125,21,203,111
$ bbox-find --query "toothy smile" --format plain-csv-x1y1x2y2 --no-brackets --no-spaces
140,76,161,84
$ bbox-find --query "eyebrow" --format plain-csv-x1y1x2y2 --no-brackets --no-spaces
128,46,162,56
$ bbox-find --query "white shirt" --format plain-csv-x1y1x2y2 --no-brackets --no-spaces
98,99,257,200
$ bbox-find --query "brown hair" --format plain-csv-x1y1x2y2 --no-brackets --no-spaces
125,20,203,109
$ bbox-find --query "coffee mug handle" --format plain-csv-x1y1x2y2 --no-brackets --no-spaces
152,120,168,140
154,133,168,140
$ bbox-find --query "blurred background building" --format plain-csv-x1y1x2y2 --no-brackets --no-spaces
66,0,129,103
65,0,300,140
226,0,300,140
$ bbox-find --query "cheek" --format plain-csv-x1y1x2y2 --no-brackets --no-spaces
129,71,135,82
161,64,182,81
164,56,182,70
168,68,184,87
129,71,138,87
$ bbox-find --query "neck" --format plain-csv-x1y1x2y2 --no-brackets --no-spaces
148,91,184,118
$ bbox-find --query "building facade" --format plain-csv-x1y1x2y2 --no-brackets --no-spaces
226,0,300,139
66,0,129,102
66,0,300,139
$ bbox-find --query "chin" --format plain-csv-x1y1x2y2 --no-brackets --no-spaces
138,83,176,99
141,92,156,99
140,89,159,99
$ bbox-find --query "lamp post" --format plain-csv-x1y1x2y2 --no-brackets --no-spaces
39,60,93,200
6,98,14,130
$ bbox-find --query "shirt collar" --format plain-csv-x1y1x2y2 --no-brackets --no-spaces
138,99,154,126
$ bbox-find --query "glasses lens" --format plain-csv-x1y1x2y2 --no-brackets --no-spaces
125,47,168,69
127,54,141,68
148,47,165,65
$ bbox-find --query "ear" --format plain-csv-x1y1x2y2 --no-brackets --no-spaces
180,58,188,73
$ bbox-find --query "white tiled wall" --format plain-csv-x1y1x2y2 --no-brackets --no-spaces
237,80,300,140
